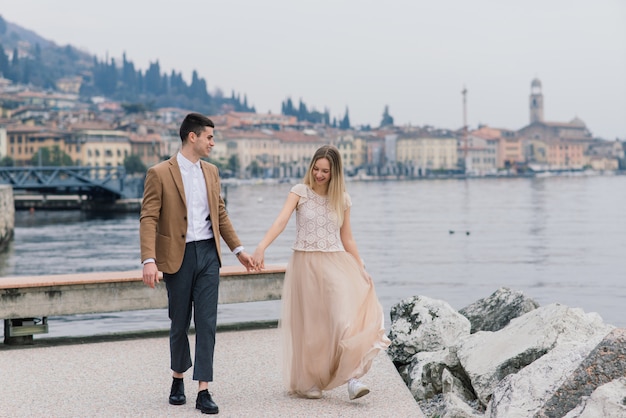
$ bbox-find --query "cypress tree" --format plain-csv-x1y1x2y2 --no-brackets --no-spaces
0,44,9,78
339,107,351,130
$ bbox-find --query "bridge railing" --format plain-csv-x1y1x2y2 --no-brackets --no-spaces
0,165,128,200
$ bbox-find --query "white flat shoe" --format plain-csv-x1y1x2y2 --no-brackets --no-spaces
348,379,370,400
302,387,322,399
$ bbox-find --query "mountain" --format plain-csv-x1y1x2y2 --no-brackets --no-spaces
0,17,348,126
0,15,254,115
4,20,57,50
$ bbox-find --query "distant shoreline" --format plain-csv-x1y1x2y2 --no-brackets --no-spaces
222,168,625,186
8,169,624,211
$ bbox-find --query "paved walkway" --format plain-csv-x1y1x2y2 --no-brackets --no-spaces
1,327,424,417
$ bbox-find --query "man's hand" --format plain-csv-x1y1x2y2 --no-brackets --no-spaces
142,262,160,288
236,251,258,271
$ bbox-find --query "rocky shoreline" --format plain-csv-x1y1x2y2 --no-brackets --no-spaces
387,288,625,418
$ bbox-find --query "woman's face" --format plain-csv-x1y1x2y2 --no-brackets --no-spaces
312,157,331,188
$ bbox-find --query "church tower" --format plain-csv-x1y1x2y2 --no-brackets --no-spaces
529,78,544,124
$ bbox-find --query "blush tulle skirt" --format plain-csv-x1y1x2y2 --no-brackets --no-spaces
280,250,390,395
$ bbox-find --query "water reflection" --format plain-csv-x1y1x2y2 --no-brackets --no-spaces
528,178,548,265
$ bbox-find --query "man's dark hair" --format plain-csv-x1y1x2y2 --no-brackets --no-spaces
179,113,215,142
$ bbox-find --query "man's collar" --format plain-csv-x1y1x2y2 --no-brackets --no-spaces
177,152,200,170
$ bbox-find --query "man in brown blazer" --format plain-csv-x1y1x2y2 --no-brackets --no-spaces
140,113,253,415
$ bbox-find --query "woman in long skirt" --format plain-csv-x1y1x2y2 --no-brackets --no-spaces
252,145,390,400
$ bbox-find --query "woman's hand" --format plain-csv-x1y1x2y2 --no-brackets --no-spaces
252,247,266,270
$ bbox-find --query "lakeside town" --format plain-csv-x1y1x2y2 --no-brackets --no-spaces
0,75,624,181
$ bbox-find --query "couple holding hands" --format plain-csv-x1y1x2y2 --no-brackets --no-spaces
140,113,389,414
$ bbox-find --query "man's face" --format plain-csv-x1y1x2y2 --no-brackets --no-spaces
191,126,215,159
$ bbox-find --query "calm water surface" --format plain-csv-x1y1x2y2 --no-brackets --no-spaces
1,175,624,338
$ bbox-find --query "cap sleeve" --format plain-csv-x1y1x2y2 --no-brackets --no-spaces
344,192,352,210
290,183,308,198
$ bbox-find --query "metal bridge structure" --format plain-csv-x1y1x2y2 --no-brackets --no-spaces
0,166,129,201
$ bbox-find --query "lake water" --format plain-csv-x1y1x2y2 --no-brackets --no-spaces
1,174,624,339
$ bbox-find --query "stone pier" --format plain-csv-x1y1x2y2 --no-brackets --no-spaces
0,185,14,251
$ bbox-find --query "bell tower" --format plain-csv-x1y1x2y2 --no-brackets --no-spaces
529,78,544,124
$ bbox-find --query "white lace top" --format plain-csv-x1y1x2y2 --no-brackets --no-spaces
291,183,351,252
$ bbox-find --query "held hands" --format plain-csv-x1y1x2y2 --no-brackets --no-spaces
236,251,258,272
252,247,266,271
142,262,160,288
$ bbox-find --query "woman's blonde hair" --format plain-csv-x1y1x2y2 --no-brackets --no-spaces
303,145,347,225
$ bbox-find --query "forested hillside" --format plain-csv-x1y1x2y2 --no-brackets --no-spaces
0,15,355,126
0,14,254,115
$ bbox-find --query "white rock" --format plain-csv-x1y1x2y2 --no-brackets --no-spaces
442,368,476,404
406,348,460,400
456,303,613,405
487,339,606,417
442,392,485,418
562,378,626,418
388,296,471,364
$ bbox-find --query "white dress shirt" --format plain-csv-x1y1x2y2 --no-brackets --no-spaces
177,152,213,242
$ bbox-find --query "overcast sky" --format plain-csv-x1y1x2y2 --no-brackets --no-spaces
2,1,625,139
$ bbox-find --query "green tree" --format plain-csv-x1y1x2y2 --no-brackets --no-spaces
31,146,73,166
0,15,6,35
281,97,330,124
228,154,240,175
0,156,14,167
121,102,150,114
323,108,331,125
8,47,19,82
0,43,9,78
298,99,308,121
144,61,162,95
123,154,147,174
34,43,42,63
339,107,351,130
121,52,138,94
282,97,295,115
248,160,262,177
189,70,210,102
63,45,78,60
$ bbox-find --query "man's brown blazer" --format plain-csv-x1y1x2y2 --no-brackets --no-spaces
139,155,242,274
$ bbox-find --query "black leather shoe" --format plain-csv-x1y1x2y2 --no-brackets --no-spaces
169,377,186,405
196,389,219,414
